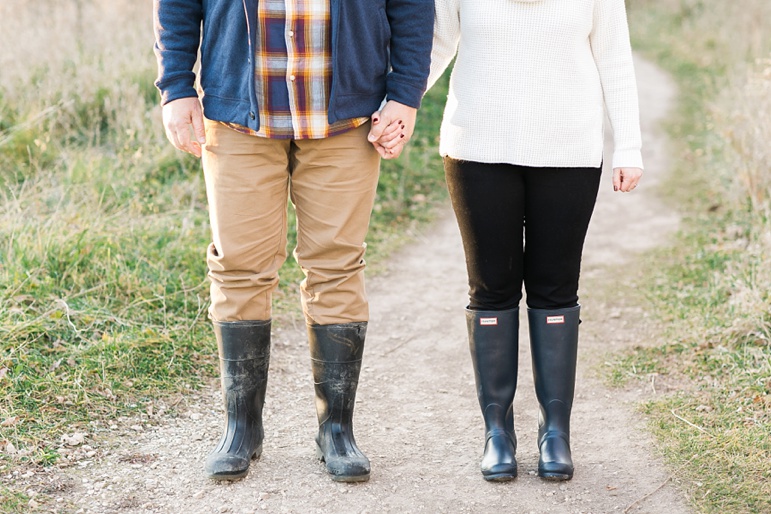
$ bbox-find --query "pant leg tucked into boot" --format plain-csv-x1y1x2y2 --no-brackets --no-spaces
528,306,580,481
467,307,519,481
308,322,370,482
205,320,271,480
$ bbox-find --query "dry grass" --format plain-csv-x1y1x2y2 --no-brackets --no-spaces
701,4,771,358
719,58,771,216
630,0,768,67
616,1,771,512
0,0,158,158
0,0,154,107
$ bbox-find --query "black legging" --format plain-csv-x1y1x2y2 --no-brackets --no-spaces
444,158,602,311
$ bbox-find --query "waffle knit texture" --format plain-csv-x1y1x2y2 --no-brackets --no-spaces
428,0,644,170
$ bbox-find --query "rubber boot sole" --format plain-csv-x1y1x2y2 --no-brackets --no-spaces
482,471,517,482
206,444,262,481
315,443,371,483
538,465,573,481
538,472,573,481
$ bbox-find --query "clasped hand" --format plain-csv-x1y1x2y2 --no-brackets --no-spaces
367,100,417,159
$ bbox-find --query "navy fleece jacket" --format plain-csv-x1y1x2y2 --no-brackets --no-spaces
153,0,434,131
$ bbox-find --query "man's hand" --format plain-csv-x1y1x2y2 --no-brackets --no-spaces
612,167,643,192
162,97,206,158
367,100,418,159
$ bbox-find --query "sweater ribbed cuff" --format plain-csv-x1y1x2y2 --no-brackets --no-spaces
611,149,644,170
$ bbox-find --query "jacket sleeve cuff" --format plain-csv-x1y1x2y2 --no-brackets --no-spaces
611,149,644,170
156,73,199,106
160,88,200,106
385,75,426,109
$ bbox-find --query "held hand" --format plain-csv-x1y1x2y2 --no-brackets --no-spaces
162,97,206,158
367,100,418,159
612,167,643,192
369,119,403,159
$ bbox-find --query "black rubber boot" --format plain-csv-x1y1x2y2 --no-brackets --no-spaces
308,322,370,483
528,305,580,481
204,320,271,480
466,307,519,481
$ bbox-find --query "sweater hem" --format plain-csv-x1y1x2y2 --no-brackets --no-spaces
439,149,605,170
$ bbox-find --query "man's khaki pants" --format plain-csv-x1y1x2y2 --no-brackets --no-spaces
201,120,380,325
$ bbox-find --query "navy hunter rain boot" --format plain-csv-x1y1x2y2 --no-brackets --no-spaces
528,305,580,481
467,307,520,481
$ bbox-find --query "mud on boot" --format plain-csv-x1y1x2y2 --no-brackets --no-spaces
308,322,370,482
204,320,271,481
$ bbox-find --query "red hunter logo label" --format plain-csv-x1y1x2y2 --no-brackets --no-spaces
480,317,498,326
546,315,565,324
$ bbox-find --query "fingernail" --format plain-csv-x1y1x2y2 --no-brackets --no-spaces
373,117,379,123
614,186,618,191
400,134,405,138
401,125,405,129
398,120,403,124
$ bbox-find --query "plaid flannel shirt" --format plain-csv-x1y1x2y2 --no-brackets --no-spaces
226,0,368,139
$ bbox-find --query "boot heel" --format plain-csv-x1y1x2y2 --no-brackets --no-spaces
252,442,263,461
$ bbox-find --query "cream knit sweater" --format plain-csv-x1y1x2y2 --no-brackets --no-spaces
428,0,644,170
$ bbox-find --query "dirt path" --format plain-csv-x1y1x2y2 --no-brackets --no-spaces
47,56,690,513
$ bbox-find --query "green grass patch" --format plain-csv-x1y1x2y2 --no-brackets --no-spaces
643,393,771,513
0,487,29,514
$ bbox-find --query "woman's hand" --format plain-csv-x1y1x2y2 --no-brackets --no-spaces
367,100,418,159
612,167,643,192
368,119,403,158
